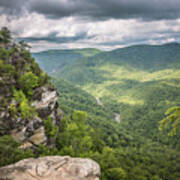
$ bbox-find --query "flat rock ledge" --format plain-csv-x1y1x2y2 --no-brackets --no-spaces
0,156,100,180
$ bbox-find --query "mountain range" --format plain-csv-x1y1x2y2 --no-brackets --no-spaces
1,38,179,179
32,43,180,179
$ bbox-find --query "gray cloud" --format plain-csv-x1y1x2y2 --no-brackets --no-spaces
0,0,28,16
1,0,180,21
1,0,180,52
18,31,95,44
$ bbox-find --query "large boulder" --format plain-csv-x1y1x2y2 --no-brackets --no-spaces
0,156,100,180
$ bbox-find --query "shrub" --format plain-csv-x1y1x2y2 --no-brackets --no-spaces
106,167,127,180
44,116,59,139
18,72,39,96
0,27,11,44
20,99,36,119
0,60,15,77
39,71,50,86
14,90,36,119
0,48,9,60
72,110,88,124
20,50,31,60
159,106,180,136
9,103,18,118
0,135,34,167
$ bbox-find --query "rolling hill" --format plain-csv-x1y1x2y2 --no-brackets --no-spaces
33,43,180,179
32,48,101,74
34,43,180,146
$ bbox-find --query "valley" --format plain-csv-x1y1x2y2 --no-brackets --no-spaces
33,43,180,142
33,44,180,179
1,0,180,178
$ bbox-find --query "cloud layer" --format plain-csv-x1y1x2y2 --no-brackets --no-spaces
1,0,180,20
0,0,180,51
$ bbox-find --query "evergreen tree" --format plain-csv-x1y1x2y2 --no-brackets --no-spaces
0,27,11,44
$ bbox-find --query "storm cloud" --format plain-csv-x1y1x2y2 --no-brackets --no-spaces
18,31,94,44
0,0,180,51
0,0,180,21
0,0,28,16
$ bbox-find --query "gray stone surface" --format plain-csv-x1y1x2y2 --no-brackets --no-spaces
0,156,100,180
1,85,62,148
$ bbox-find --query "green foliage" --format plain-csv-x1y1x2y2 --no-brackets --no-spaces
37,45,180,149
9,103,18,118
8,46,19,55
72,110,88,124
52,78,180,180
33,49,83,74
18,72,39,96
0,48,9,60
159,106,180,136
1,29,180,180
106,167,127,180
37,43,180,85
14,90,36,119
47,43,180,148
73,48,101,57
14,90,26,102
0,135,34,167
0,29,60,170
20,99,34,119
37,144,58,156
44,116,59,139
0,27,11,44
39,71,50,86
20,50,31,60
0,60,15,77
56,110,103,156
32,48,101,74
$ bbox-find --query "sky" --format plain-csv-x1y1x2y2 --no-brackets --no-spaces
0,0,180,52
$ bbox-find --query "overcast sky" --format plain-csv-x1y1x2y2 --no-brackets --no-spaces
0,0,180,52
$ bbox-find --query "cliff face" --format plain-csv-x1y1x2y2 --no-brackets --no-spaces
10,86,62,148
0,28,62,148
0,28,101,179
0,156,100,180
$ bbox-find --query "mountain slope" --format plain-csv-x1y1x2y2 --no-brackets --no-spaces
34,43,180,147
33,43,180,179
53,43,180,85
52,77,180,180
0,30,63,150
3,28,180,180
32,48,101,74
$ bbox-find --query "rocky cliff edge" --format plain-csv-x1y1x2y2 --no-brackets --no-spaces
0,156,100,180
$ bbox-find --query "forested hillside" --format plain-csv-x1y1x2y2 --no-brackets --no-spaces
33,48,101,74
33,44,180,179
35,44,180,147
4,27,180,180
51,78,180,180
1,0,180,179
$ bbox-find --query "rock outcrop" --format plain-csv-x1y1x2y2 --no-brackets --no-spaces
0,156,100,180
0,28,62,148
0,28,101,180
1,85,61,148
